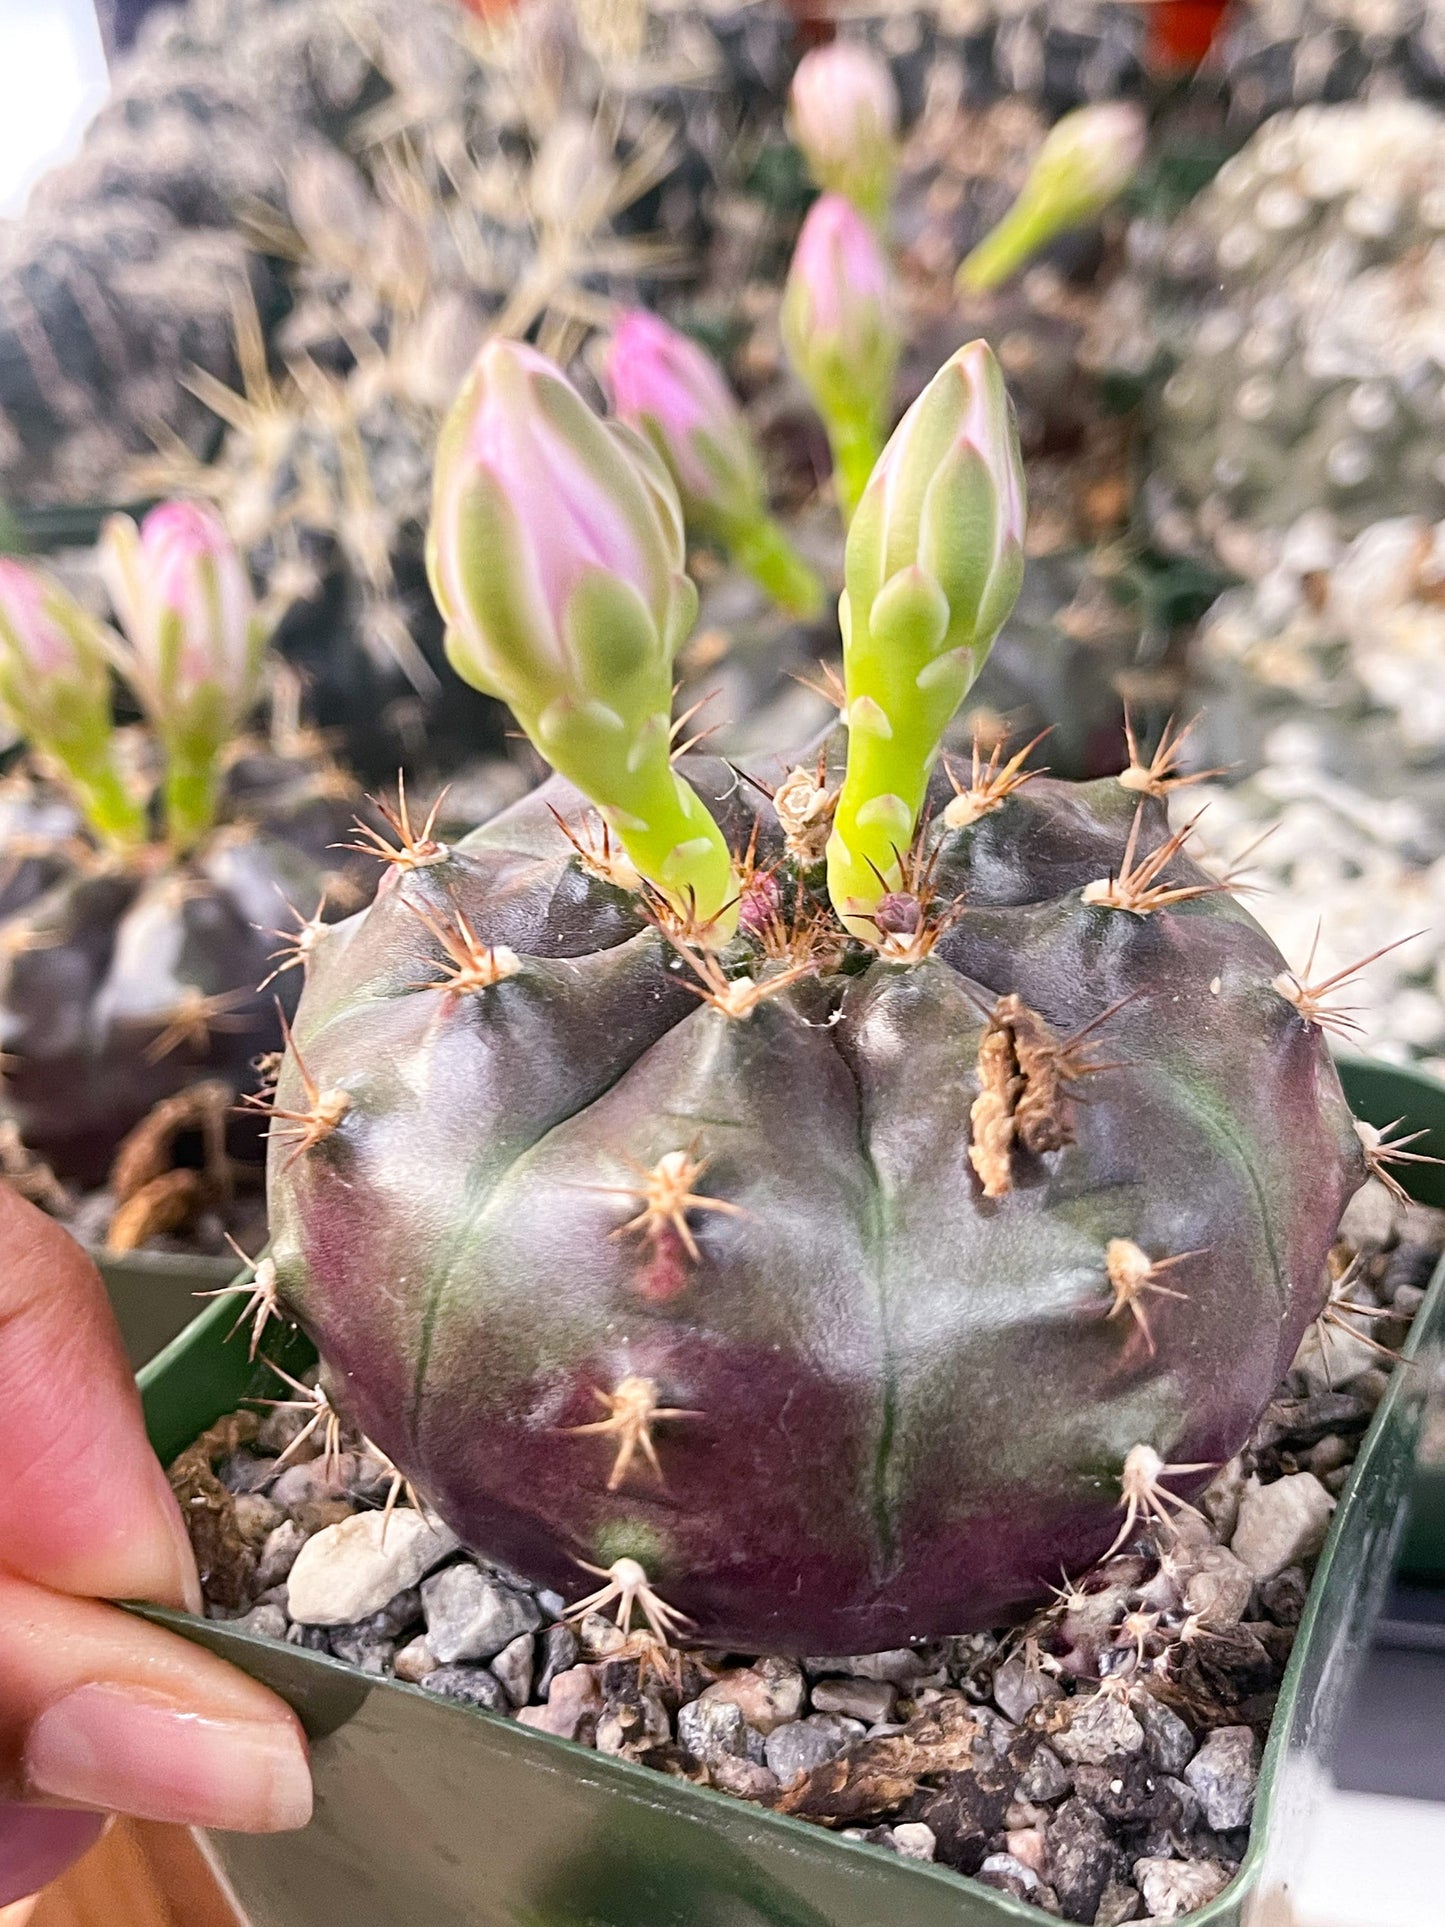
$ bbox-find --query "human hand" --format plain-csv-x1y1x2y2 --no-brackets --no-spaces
0,1183,311,1905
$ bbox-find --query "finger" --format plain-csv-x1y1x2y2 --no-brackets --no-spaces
0,1570,311,1843
0,1805,104,1908
0,1184,199,1609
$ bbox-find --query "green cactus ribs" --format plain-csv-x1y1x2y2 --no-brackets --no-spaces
262,723,1365,1653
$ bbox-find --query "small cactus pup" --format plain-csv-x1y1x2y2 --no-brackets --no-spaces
602,311,823,620
781,193,902,521
266,336,1365,1655
788,39,901,229
956,100,1148,294
0,507,374,1195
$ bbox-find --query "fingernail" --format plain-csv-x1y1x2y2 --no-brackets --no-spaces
25,1685,312,1833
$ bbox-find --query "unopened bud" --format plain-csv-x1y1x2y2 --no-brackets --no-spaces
429,338,735,934
782,194,901,517
789,41,899,225
604,311,822,617
0,559,144,845
958,102,1147,293
827,340,1026,935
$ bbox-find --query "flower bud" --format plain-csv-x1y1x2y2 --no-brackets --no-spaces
429,338,736,934
958,102,1147,293
789,40,899,225
828,340,1026,934
101,501,267,848
430,337,694,714
101,500,266,730
603,311,824,617
604,311,765,542
0,559,144,845
848,338,1026,634
781,194,901,516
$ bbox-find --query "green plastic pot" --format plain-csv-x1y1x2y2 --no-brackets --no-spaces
132,1055,1445,1927
98,1246,239,1373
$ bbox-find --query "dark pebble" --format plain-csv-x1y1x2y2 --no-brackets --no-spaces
908,1757,1013,1875
1046,1796,1122,1924
1257,1566,1309,1627
287,1624,331,1651
536,1623,580,1698
422,1665,511,1712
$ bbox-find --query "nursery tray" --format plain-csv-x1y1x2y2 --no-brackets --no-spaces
98,1246,239,1373
131,1056,1445,1927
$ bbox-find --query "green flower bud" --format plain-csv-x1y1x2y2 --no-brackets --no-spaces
827,340,1026,936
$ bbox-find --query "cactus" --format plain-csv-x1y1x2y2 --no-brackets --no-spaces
260,337,1364,1653
1089,99,1445,575
0,513,375,1186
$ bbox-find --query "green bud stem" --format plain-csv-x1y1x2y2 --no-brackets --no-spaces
729,515,825,619
532,695,737,937
957,201,1061,294
163,751,223,854
829,412,885,524
68,755,148,849
826,569,977,932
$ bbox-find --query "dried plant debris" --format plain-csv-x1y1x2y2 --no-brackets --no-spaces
180,1190,1442,1921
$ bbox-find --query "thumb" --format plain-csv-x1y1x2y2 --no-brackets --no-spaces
0,1181,199,1609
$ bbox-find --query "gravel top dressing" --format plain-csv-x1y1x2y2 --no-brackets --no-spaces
169,1175,1441,1927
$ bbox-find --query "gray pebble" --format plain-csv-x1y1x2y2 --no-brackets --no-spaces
809,1676,897,1725
536,1623,580,1698
1133,1694,1196,1776
422,1664,511,1713
269,1454,366,1511
806,1648,935,1684
232,1603,289,1641
422,1563,542,1663
1231,1473,1335,1581
536,1588,567,1619
1183,1726,1260,1830
677,1697,766,1768
1015,1741,1071,1803
287,1623,331,1651
991,1652,1063,1724
255,1519,308,1591
763,1714,862,1786
1093,1879,1144,1924
708,1757,779,1802
491,1631,536,1707
218,1451,274,1496
328,1626,395,1674
394,1635,438,1683
1053,1692,1145,1766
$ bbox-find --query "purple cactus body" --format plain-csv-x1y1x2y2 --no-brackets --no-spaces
0,751,376,1182
268,746,1362,1653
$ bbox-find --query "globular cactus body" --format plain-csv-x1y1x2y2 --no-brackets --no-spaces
268,744,1361,1651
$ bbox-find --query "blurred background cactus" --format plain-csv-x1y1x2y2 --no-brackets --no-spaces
0,504,377,1255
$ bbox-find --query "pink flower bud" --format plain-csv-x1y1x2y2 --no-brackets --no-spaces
0,559,86,680
782,194,901,510
789,41,899,221
430,337,694,711
101,500,263,727
603,311,764,539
